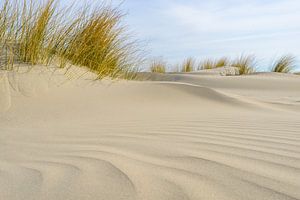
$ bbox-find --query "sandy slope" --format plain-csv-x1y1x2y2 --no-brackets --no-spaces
1,68,300,200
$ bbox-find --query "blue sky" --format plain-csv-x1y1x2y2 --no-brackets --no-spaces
66,0,300,69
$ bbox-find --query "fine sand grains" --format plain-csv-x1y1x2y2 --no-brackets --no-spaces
0,70,300,200
0,72,11,112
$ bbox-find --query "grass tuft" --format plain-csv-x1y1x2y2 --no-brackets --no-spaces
0,0,141,79
199,59,215,70
199,57,229,70
0,0,58,66
61,5,139,79
231,55,256,75
21,0,56,64
271,55,296,73
150,59,166,73
181,57,195,72
215,57,229,68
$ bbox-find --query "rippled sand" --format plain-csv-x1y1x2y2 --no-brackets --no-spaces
1,68,300,200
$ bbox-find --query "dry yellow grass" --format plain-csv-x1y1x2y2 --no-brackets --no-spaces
271,55,296,73
19,0,55,64
199,59,215,70
181,57,195,72
0,0,57,66
199,57,229,70
215,57,229,68
150,59,166,73
0,0,141,79
231,55,256,75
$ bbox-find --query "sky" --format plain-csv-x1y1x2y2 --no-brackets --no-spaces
65,0,300,70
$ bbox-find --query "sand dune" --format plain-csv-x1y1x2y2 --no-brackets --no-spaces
1,68,300,200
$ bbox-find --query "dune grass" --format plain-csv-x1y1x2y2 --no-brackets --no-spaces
199,59,215,70
181,57,195,72
1,1,298,79
215,57,230,68
0,0,58,66
231,55,256,75
271,55,296,73
19,0,50,64
199,57,229,70
150,59,166,73
60,5,140,79
0,0,141,79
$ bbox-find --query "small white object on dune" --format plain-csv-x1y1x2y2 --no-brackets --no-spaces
219,66,240,76
191,66,240,76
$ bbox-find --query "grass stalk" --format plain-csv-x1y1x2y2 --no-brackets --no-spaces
181,57,195,72
0,0,141,79
231,55,256,75
271,55,296,73
150,59,166,73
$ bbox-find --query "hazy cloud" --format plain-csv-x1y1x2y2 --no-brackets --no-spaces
64,0,300,68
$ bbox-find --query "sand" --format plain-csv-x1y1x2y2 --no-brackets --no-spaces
0,67,300,200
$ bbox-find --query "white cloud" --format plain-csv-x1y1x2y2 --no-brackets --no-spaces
164,0,300,33
121,0,300,68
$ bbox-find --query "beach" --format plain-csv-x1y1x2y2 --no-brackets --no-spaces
1,68,300,200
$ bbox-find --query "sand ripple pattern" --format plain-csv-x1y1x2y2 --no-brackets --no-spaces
1,115,300,200
1,73,300,200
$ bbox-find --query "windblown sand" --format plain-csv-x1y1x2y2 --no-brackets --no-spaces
1,67,300,200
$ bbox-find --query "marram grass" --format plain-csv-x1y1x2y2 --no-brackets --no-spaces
0,0,141,79
19,0,55,65
199,59,215,70
150,59,166,73
181,57,195,72
271,55,296,73
215,57,229,68
231,55,256,75
199,57,229,70
0,0,58,66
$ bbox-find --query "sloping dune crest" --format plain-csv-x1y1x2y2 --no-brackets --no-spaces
1,68,300,200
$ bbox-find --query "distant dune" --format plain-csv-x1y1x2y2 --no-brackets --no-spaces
1,67,300,200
